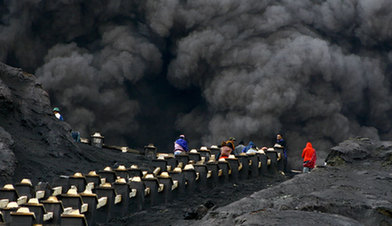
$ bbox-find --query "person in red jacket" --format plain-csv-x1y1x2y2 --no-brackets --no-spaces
301,142,317,173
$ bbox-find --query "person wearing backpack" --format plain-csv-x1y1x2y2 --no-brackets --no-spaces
301,142,317,173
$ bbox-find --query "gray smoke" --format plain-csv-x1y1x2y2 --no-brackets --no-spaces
1,0,392,163
34,24,162,144
168,0,392,162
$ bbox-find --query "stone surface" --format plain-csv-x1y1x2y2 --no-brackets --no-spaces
325,137,374,164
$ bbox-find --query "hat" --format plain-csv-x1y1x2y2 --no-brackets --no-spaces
208,158,216,163
3,184,15,190
45,196,59,203
67,187,78,195
91,132,104,138
73,172,83,178
228,155,236,159
116,165,127,171
144,143,157,149
131,176,141,182
53,107,60,112
130,165,139,169
87,171,98,176
20,179,32,186
104,166,112,171
159,172,170,178
184,164,194,170
82,184,94,195
27,198,39,204
115,178,127,184
101,183,112,188
173,167,182,173
210,145,219,149
145,174,155,179
179,135,185,138
16,207,33,214
6,202,18,208
46,196,59,203
157,155,165,160
229,137,236,141
62,209,83,217
221,140,235,151
267,148,275,152
200,146,208,151
190,149,198,153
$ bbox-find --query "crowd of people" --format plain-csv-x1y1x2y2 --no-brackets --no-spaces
173,134,317,173
53,106,317,173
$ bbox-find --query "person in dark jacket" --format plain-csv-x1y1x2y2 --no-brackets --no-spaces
174,135,189,155
276,134,288,172
234,141,245,155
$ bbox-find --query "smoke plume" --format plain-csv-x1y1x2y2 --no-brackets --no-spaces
1,0,392,164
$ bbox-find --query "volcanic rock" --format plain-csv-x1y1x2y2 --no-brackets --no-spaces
0,126,15,178
184,201,215,220
325,137,374,165
0,62,81,183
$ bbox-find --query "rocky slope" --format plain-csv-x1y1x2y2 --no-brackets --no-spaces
0,62,83,183
186,138,392,226
0,62,154,186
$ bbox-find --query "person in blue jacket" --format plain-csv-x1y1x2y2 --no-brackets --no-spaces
242,141,257,153
53,107,63,121
174,135,189,155
276,133,288,172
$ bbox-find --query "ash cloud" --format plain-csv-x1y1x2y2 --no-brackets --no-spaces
1,0,392,162
169,0,392,162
